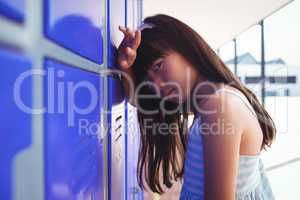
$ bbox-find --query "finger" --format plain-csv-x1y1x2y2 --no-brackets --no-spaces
126,27,135,39
119,26,132,49
119,26,132,40
120,26,135,45
126,28,134,38
132,30,141,50
120,60,129,69
119,25,127,34
126,47,136,58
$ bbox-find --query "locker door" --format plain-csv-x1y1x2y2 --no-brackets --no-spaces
0,47,32,200
44,0,104,64
0,0,25,22
43,0,105,199
106,0,127,199
126,105,143,200
125,0,143,199
44,59,103,200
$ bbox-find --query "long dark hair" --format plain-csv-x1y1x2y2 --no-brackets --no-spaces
131,14,276,194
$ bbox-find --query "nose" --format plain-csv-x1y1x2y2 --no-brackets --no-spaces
159,84,172,97
147,74,168,96
156,79,167,94
153,81,168,97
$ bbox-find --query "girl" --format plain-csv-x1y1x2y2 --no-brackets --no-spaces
117,14,276,200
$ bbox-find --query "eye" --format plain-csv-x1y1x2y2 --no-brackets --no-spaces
153,61,163,72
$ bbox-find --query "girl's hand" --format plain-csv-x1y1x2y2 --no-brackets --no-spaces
116,26,141,106
117,26,141,70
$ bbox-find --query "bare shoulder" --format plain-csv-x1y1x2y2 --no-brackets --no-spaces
199,87,248,128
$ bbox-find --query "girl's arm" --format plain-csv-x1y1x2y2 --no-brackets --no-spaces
199,92,245,200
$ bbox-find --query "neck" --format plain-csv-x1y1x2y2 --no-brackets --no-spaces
188,77,225,116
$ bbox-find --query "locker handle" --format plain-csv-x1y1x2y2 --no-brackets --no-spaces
100,69,122,80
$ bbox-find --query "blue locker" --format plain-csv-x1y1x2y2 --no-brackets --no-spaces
0,47,32,200
44,0,104,64
126,104,143,200
107,0,127,199
124,0,144,199
44,59,103,200
0,0,25,22
106,0,144,199
0,0,143,198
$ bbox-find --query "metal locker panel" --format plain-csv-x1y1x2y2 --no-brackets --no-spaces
0,0,25,22
44,59,103,200
109,98,126,200
126,104,143,200
44,0,105,64
106,0,127,199
124,0,143,199
0,47,32,200
107,74,126,200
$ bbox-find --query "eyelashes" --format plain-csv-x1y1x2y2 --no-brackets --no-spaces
153,61,163,72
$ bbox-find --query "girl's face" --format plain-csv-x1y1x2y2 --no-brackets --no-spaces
146,50,200,103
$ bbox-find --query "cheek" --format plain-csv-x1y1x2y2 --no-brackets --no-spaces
163,67,183,90
163,63,191,91
174,71,196,98
163,61,184,81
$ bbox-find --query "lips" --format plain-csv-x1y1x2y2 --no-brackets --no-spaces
164,88,174,97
